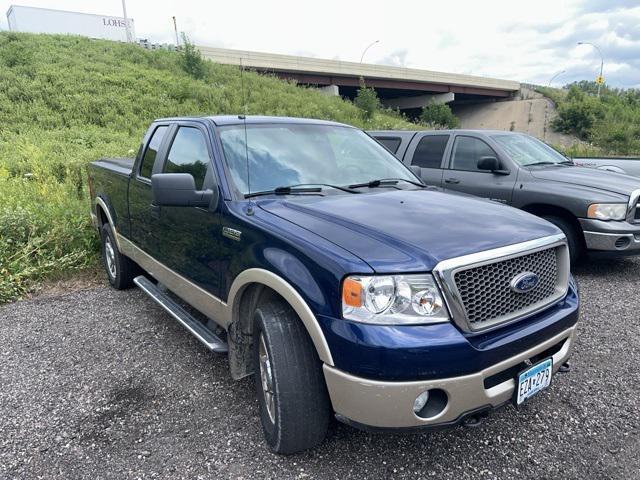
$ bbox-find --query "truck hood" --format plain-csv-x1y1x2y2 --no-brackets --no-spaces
258,189,560,272
529,166,640,196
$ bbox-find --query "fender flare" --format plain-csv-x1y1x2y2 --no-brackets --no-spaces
226,268,334,366
95,196,121,251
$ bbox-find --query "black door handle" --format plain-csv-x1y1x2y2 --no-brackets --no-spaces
444,177,460,184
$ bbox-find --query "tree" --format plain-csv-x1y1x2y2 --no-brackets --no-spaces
179,33,205,80
354,78,380,120
420,102,459,128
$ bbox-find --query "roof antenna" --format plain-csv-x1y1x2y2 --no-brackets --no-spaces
239,58,254,216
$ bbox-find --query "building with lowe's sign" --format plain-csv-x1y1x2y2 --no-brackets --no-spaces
6,5,135,42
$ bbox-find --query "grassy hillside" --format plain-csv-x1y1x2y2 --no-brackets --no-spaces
0,32,416,303
538,82,640,156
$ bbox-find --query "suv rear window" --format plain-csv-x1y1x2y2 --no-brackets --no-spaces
411,135,449,169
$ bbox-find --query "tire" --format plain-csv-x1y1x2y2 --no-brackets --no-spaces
100,224,137,289
541,215,584,265
252,297,331,454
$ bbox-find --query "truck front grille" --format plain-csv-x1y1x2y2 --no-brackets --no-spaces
453,247,559,329
433,235,570,333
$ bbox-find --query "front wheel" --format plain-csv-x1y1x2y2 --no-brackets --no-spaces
252,297,331,454
541,215,584,266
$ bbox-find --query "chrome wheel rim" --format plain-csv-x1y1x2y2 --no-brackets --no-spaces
258,333,276,424
104,237,117,280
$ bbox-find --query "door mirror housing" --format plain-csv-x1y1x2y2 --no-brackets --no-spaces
151,173,217,209
477,156,510,175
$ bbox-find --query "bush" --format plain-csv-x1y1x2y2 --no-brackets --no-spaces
547,82,640,153
179,33,205,80
420,102,459,128
0,32,418,303
354,78,380,121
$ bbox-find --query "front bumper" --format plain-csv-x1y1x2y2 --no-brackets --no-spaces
580,218,640,253
323,326,576,429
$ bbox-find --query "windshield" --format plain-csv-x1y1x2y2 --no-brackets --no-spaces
492,134,569,167
218,123,415,195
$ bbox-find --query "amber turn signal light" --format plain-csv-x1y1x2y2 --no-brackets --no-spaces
342,277,363,307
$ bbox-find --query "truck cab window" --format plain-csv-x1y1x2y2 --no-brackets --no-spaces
412,135,449,168
450,136,496,172
377,137,401,154
164,127,210,189
139,126,168,179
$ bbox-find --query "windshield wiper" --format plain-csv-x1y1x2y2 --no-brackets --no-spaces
348,178,428,189
244,183,359,199
524,161,556,167
558,160,575,165
245,186,323,199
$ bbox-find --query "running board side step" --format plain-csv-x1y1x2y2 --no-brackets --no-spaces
134,275,228,353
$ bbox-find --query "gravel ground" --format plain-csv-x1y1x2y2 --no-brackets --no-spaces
1,258,639,480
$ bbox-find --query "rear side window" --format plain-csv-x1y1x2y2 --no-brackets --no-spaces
376,137,402,154
411,135,449,168
163,127,210,189
139,126,168,179
450,136,497,172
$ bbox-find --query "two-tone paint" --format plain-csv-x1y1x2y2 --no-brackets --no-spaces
88,116,579,430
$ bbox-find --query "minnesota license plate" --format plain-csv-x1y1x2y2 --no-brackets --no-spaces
515,358,553,405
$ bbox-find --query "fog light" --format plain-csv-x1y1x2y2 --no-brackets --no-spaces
413,390,430,414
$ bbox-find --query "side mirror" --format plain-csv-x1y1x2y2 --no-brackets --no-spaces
151,173,217,208
409,165,422,178
477,156,510,175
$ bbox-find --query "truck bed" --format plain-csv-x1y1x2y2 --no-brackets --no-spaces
91,157,135,176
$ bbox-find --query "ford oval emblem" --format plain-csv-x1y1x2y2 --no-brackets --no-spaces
510,272,540,294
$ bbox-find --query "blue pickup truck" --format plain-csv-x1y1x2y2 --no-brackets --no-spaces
88,116,579,454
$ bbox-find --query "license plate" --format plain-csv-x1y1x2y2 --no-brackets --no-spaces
515,358,553,405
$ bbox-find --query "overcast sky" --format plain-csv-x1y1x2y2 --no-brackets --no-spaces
1,0,639,88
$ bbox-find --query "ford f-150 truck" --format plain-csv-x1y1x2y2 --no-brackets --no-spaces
88,116,579,454
370,129,640,263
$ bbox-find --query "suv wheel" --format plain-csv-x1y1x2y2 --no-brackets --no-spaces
100,224,137,289
252,297,331,454
541,215,584,265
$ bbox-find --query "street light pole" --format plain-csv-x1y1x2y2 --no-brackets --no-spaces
577,41,604,97
360,40,379,63
121,0,132,43
548,70,566,87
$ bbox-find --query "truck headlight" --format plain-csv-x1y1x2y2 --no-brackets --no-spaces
587,203,626,221
342,274,449,325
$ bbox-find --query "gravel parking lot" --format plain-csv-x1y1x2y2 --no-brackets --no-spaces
1,258,639,480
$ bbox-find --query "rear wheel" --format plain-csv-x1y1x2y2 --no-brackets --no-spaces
541,215,584,265
100,224,137,289
252,297,331,454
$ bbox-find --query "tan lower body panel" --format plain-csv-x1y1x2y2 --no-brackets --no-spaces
323,326,576,429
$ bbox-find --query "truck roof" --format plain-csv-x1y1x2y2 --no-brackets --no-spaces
153,115,352,128
369,129,523,136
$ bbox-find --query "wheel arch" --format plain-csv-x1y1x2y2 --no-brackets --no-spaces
94,196,122,251
521,203,584,236
225,269,334,380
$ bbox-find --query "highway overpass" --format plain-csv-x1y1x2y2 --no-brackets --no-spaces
198,46,520,112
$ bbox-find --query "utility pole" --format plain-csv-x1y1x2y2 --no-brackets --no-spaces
121,0,132,43
172,16,180,47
